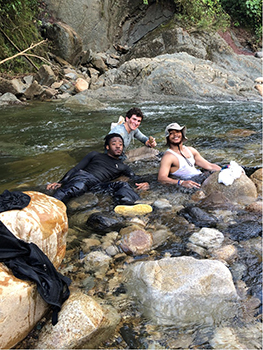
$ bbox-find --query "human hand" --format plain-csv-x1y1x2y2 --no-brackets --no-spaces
46,182,61,190
146,136,157,148
180,180,201,189
135,182,150,190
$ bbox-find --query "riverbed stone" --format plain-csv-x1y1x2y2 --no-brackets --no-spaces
189,227,225,251
33,290,121,349
0,191,68,349
119,228,153,255
250,168,262,195
201,172,258,205
123,256,239,327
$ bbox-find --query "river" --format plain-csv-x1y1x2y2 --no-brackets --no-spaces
1,98,262,349
0,99,261,193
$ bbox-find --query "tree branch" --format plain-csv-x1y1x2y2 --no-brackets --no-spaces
0,39,48,66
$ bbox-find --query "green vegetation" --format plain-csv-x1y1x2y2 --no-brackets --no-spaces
219,0,262,41
0,0,47,75
173,0,230,32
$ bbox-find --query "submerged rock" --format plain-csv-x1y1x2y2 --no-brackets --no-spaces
123,256,239,327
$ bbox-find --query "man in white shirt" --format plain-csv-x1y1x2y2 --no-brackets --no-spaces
158,123,221,189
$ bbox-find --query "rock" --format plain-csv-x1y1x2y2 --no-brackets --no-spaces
43,21,83,64
201,172,258,205
0,77,27,95
125,146,159,162
84,251,112,278
0,191,68,349
227,221,262,241
114,204,153,216
250,168,262,195
189,227,224,250
86,212,124,233
254,83,263,96
123,256,239,327
245,201,262,214
74,77,90,92
35,64,57,87
153,198,172,209
64,93,107,110
23,80,45,99
178,205,218,227
119,228,153,255
33,290,121,349
67,192,99,213
0,92,23,105
212,245,238,264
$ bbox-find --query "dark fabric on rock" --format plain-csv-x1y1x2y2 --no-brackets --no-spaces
0,190,31,213
0,221,71,325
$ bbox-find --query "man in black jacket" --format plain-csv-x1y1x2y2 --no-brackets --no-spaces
47,133,149,204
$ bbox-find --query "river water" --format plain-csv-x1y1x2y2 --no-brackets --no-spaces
1,99,262,349
0,99,262,192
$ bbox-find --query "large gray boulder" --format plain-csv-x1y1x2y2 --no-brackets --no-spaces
201,171,258,205
123,256,239,327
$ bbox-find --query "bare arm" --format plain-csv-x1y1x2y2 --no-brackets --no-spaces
190,147,221,171
158,152,201,189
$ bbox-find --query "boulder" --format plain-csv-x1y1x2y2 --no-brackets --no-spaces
123,256,239,327
35,64,57,87
33,291,121,349
250,168,262,195
201,172,258,205
0,191,68,349
74,77,90,92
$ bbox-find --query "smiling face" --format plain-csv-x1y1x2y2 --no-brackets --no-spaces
125,114,142,132
168,129,183,146
106,136,124,158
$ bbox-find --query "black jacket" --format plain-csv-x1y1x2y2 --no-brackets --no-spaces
0,221,71,325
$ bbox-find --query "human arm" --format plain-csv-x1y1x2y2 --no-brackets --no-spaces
190,147,221,171
46,182,61,190
158,153,201,189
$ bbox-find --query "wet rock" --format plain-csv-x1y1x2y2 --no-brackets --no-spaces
210,327,247,349
212,245,238,264
0,191,68,349
153,198,172,209
86,212,124,234
125,146,159,162
250,168,262,195
119,228,153,255
123,256,239,327
227,221,262,241
189,227,224,250
23,80,45,99
245,201,262,214
33,290,121,349
64,93,107,110
198,191,233,209
84,251,112,279
178,205,218,227
201,172,258,205
67,192,99,213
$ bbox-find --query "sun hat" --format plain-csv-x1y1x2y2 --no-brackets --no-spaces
165,123,188,140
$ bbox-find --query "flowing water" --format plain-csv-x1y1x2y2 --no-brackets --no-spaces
1,99,262,349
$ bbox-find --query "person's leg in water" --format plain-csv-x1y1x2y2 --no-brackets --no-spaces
53,171,100,204
94,181,140,205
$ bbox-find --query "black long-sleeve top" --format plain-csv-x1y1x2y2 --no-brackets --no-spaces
59,151,139,185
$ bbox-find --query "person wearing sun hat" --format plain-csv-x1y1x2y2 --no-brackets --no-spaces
158,122,221,189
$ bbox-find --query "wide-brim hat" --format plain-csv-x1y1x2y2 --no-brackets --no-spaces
165,123,188,140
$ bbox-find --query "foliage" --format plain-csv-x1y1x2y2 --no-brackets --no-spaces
173,0,230,31
219,0,262,41
0,0,46,74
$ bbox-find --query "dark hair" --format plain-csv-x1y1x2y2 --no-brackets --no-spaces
126,107,144,120
104,133,124,148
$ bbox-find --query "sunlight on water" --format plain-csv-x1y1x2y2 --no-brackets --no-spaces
0,100,261,192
